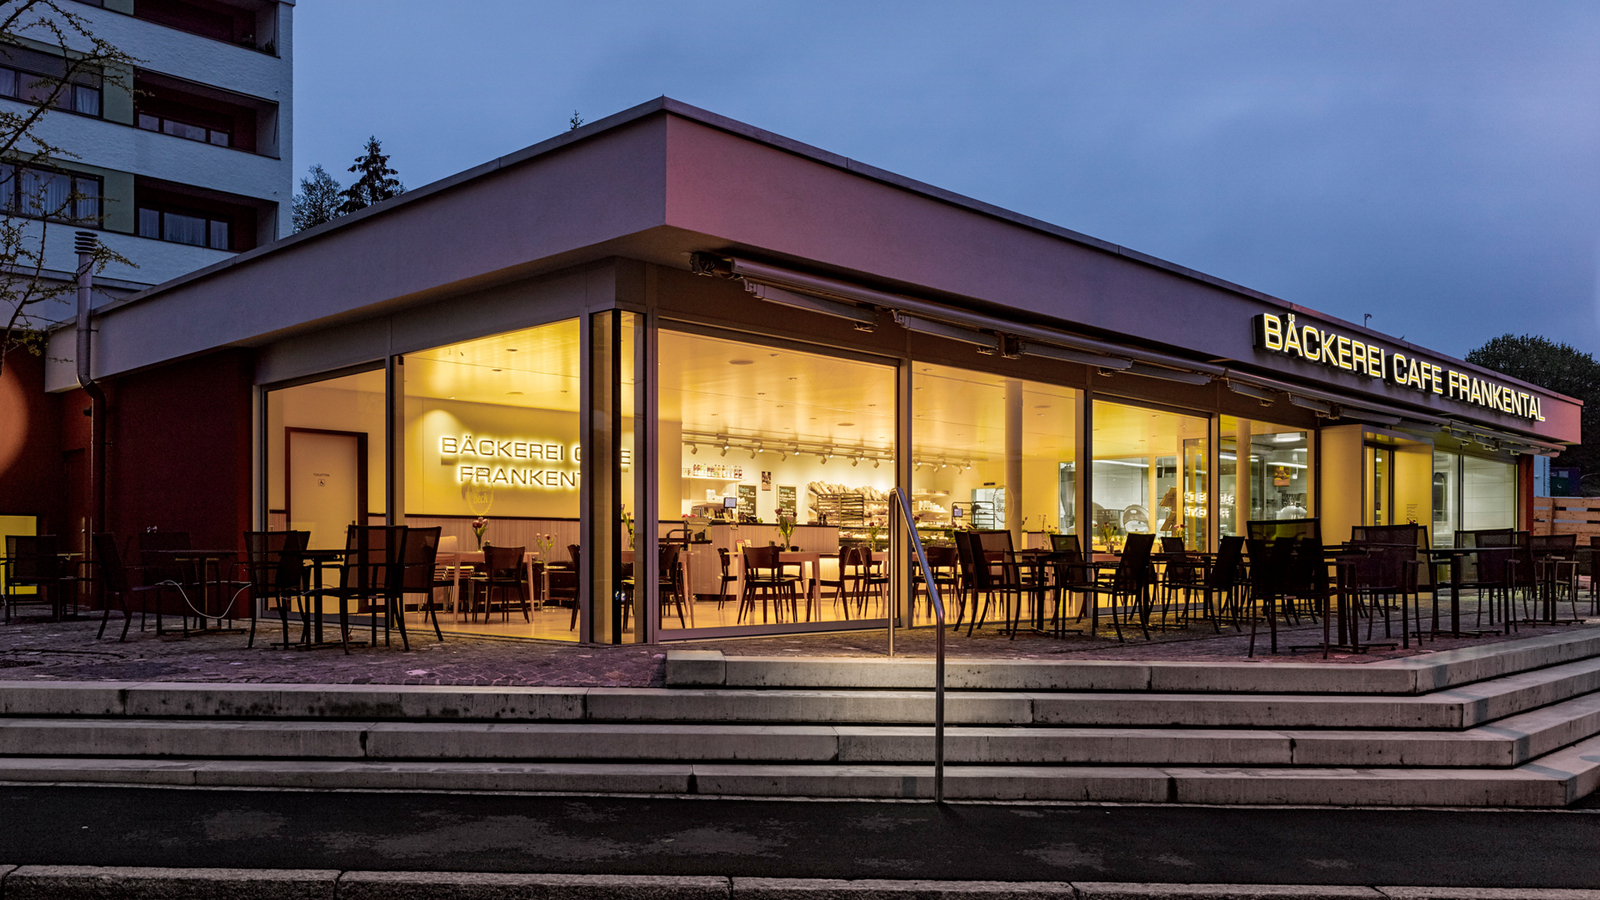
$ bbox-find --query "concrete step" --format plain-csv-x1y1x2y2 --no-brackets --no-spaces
2,731,1596,806
9,649,1600,731
5,687,1600,768
668,627,1600,694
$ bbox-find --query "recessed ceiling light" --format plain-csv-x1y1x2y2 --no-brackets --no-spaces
493,368,503,373
837,422,854,427
757,392,765,396
1034,404,1050,409
506,391,524,396
506,348,518,352
730,359,754,365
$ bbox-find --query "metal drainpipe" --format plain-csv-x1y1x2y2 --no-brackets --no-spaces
74,231,106,537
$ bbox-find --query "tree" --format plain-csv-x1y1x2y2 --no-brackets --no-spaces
291,164,342,232
1466,333,1600,486
0,0,136,378
569,110,584,131
337,136,404,215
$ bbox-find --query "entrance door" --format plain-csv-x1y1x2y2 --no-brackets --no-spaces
1365,445,1392,526
286,428,368,550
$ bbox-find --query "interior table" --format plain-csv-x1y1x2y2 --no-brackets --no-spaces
733,549,825,622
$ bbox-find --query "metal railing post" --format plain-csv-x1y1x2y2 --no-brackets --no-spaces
891,487,944,803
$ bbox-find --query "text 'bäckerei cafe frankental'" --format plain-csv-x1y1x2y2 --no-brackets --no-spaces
1252,313,1543,422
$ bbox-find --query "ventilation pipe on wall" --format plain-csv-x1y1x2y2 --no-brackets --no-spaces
74,231,106,538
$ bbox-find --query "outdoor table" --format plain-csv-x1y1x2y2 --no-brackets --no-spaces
298,548,346,647
1422,547,1504,638
149,549,241,636
0,551,82,621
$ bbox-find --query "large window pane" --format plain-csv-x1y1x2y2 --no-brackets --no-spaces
163,211,208,246
1462,454,1517,532
20,168,69,218
658,331,896,634
403,319,581,641
1091,400,1209,551
1218,417,1311,536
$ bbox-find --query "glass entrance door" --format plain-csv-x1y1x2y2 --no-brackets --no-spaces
1365,445,1393,526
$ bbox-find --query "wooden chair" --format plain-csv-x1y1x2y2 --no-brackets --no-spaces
739,545,801,624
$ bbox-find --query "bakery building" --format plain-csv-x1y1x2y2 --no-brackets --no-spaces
8,98,1579,644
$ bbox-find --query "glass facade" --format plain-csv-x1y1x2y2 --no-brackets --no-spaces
258,292,1528,643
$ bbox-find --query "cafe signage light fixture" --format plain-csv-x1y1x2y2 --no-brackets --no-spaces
1252,313,1544,422
438,434,630,490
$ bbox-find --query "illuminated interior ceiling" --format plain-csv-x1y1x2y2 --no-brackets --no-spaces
911,363,1078,460
404,319,581,412
659,331,895,450
1092,400,1208,459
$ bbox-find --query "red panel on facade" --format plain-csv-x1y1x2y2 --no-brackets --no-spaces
0,349,65,532
104,350,252,552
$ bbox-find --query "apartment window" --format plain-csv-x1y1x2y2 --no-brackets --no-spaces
0,48,101,118
0,163,101,224
137,112,230,148
137,205,230,250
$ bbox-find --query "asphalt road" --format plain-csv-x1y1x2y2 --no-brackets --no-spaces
3,786,1599,886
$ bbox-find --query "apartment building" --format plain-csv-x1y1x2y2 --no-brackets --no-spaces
2,0,293,305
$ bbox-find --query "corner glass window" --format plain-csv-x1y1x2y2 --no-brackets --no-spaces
1091,400,1210,551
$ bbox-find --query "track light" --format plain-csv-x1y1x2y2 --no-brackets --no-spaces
750,446,758,459
720,443,729,457
851,456,860,467
873,459,880,469
689,443,697,455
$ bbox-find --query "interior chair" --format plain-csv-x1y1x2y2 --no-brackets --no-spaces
738,545,801,624
478,545,530,625
715,547,739,610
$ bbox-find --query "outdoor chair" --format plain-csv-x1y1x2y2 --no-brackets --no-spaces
1245,537,1297,655
398,525,445,645
316,524,407,653
1081,532,1156,642
958,530,1030,638
4,534,73,622
92,532,172,642
241,530,310,650
1045,533,1097,635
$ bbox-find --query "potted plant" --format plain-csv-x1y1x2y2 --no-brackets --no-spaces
472,517,489,550
777,511,797,550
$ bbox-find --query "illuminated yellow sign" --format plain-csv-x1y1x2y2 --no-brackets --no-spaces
1253,313,1543,422
438,434,630,490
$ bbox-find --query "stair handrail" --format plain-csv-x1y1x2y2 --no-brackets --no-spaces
890,486,946,803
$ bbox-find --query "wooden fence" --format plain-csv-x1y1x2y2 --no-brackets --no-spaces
1533,496,1600,537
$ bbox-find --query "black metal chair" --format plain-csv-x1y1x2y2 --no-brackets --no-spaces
317,524,406,653
1246,537,1296,655
1082,532,1156,641
1044,534,1097,636
93,532,171,642
4,534,71,622
242,530,310,649
398,525,445,645
958,530,1029,638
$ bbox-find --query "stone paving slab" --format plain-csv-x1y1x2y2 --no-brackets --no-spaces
2,610,1591,689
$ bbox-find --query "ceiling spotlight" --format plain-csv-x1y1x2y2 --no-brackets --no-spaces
851,456,860,467
689,443,698,455
720,443,729,457
819,454,828,465
873,459,880,469
750,446,758,459
779,449,788,461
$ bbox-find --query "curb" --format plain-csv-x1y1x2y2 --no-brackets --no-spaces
4,868,1600,900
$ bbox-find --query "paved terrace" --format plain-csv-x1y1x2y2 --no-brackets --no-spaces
1,599,1592,686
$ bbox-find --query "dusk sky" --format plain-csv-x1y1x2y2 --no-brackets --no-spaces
293,1,1600,361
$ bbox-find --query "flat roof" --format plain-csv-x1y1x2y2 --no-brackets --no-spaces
53,97,1580,444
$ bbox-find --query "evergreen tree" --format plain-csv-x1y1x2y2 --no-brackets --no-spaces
1466,333,1600,488
291,164,342,232
337,136,404,215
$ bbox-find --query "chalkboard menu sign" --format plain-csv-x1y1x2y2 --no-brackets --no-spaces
737,484,756,520
777,485,797,519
